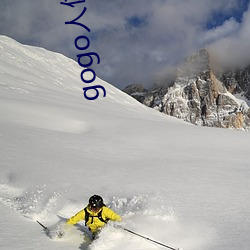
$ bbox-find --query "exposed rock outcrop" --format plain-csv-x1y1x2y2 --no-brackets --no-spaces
123,49,250,130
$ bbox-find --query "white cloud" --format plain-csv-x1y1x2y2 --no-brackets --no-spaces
0,0,249,88
209,5,250,68
200,17,240,45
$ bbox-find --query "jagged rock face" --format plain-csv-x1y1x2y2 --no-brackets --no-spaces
122,84,147,103
160,49,250,129
217,66,250,99
123,84,146,95
123,49,250,130
161,73,249,128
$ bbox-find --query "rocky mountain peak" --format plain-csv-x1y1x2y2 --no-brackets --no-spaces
177,49,210,78
123,49,250,130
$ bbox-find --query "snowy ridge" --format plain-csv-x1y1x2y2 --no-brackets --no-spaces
1,36,250,250
0,35,146,109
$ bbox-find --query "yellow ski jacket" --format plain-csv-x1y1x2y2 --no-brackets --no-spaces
67,206,121,233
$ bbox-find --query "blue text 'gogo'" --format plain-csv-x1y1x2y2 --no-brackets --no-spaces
60,0,106,100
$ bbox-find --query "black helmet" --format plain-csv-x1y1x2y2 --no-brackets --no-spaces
89,195,104,210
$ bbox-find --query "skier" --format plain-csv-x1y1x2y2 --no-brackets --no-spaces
66,194,122,239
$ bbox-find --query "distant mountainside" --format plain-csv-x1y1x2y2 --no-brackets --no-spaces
123,49,250,130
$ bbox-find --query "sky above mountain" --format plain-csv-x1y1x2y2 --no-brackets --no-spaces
0,0,249,89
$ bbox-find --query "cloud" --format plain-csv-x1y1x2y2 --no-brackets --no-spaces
0,0,249,89
200,18,240,45
209,3,250,68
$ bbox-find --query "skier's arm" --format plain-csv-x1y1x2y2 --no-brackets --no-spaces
104,207,122,222
67,209,85,225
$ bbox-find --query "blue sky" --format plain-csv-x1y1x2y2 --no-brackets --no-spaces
206,0,249,28
126,15,148,28
0,0,249,89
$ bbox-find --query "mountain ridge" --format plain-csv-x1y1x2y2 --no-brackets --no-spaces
123,49,250,130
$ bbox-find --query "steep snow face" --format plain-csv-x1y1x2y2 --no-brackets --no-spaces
0,36,250,250
0,35,146,109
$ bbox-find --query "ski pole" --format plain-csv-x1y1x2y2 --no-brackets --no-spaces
122,227,180,250
37,220,48,231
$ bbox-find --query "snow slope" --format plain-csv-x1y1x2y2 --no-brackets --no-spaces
0,35,250,250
